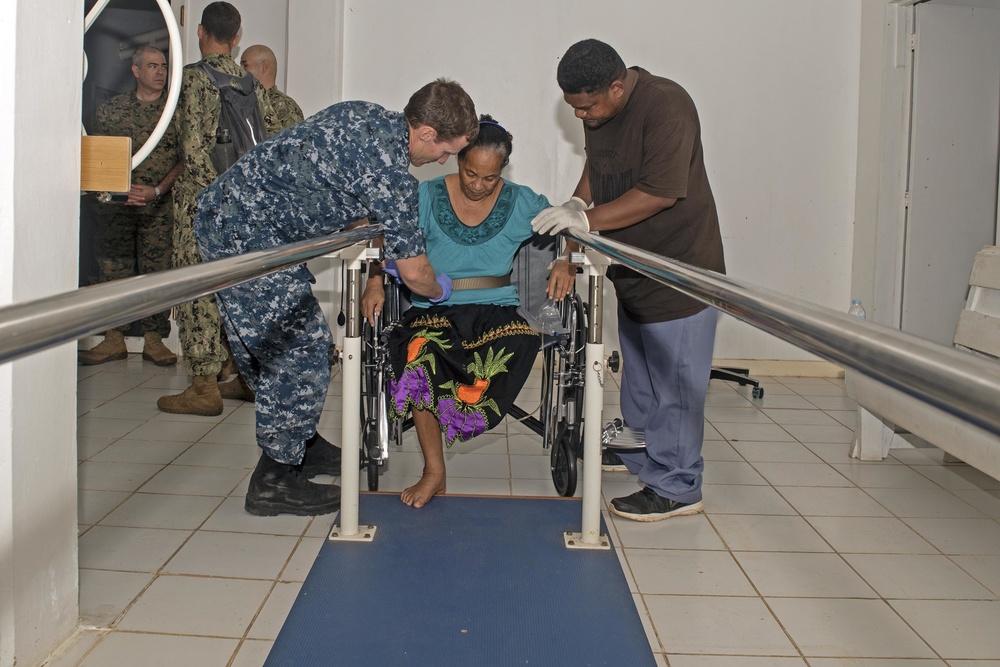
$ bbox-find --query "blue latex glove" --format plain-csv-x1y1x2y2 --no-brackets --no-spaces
429,274,452,303
382,259,402,284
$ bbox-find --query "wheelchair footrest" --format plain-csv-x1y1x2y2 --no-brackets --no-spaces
600,419,646,449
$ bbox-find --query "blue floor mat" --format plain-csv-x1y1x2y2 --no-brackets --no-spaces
266,493,656,666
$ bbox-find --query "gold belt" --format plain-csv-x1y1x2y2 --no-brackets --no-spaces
450,275,511,290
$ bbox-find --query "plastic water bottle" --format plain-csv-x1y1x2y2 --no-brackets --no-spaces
211,128,237,173
848,299,867,320
538,299,568,336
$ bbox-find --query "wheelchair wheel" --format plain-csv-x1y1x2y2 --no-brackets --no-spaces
550,426,578,497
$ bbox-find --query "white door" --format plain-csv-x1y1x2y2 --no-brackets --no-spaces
903,2,1000,345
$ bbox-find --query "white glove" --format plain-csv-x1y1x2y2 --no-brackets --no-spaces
531,197,590,236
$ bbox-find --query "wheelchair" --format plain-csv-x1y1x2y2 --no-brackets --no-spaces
356,236,599,496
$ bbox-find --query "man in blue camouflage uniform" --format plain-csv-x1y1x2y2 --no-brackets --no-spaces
195,79,478,516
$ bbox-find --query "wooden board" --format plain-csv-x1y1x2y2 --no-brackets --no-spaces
80,135,131,193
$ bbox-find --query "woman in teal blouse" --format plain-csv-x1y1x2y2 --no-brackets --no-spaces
362,116,574,508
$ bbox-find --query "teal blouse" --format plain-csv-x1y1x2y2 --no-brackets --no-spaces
410,175,550,308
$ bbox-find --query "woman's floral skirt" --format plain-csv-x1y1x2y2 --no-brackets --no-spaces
386,304,539,446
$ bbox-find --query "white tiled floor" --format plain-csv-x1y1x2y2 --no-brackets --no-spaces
44,356,1000,666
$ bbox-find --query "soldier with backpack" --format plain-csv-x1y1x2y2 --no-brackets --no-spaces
158,1,274,416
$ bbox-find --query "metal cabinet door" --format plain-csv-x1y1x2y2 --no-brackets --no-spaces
903,2,1000,344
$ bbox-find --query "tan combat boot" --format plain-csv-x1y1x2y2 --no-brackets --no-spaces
219,375,255,402
217,355,238,381
156,375,224,416
142,332,178,366
78,330,127,365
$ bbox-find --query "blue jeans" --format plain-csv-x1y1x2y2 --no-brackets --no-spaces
615,306,718,504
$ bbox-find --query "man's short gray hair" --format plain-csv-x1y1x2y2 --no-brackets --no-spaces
132,45,165,69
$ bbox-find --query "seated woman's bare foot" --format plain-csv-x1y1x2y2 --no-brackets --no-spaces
401,472,446,508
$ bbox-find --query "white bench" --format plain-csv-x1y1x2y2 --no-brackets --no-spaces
846,245,1000,479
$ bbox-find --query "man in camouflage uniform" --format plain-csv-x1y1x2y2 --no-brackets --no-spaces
79,45,182,367
241,44,304,135
195,79,478,516
157,1,276,416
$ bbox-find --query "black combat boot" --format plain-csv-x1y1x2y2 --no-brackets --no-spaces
245,453,341,516
300,432,343,478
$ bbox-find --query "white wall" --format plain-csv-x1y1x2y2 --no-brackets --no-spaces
0,2,83,665
333,0,862,361
177,0,289,86
287,0,344,116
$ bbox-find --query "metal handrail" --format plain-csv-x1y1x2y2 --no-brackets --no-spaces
565,229,1000,439
0,225,383,365
2,221,997,443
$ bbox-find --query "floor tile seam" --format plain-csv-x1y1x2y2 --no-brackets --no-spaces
76,462,174,524
906,466,1000,509
90,626,252,641
134,570,287,586
234,578,280,647
144,494,228,573
87,439,200,471
877,600,961,663
776,595,948,663
772,482,898,519
98,489,231,505
621,545,736,553
662,651,811,659
644,584,809,660
799,512,946,557
802,394,853,410
773,591,947,663
66,627,113,667
165,527,311,545
871,552,999,600
138,473,250,498
728,547,908,555
742,546,883,600
78,405,165,420
895,515,1000,552
77,376,151,392
93,569,162,636
707,505,846,559
742,449,855,488
225,638,264,667
883,594,1000,601
102,523,307,539
138,460,257,471
75,432,127,458
84,397,166,442
632,587,665,653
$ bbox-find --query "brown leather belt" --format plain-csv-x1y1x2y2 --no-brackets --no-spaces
450,275,511,290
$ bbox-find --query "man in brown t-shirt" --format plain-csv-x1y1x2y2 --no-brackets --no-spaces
534,39,725,521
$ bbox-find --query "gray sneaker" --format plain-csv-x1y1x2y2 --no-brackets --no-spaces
610,487,704,522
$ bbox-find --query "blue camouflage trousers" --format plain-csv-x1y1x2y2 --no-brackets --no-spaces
214,266,332,464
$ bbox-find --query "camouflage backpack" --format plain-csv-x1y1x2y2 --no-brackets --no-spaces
194,62,267,173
